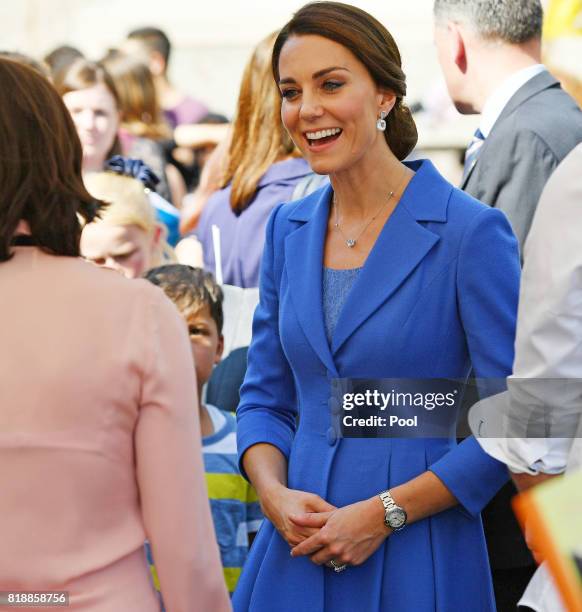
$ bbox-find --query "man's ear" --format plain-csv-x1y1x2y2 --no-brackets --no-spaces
215,334,225,363
450,22,468,74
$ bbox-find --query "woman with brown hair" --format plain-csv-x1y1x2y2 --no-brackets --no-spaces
192,31,314,288
234,2,520,611
55,59,122,174
101,51,185,205
0,57,230,612
56,58,174,204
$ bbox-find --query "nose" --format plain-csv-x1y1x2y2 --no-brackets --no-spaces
299,90,324,122
104,257,125,275
77,109,96,131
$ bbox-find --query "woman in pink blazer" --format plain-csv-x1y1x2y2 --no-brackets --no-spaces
0,58,230,612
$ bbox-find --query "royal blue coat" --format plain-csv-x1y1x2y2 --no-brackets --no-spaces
234,159,520,611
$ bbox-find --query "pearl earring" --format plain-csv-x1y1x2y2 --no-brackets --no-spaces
376,110,387,131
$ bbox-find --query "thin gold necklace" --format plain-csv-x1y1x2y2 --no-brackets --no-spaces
332,168,408,249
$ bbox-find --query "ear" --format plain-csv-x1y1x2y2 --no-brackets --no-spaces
215,334,225,363
377,89,397,116
449,22,468,74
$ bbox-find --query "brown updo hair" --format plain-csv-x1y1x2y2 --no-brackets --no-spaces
272,1,418,161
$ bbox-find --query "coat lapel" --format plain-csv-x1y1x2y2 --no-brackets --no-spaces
331,160,449,355
285,185,339,375
284,161,451,368
460,157,478,190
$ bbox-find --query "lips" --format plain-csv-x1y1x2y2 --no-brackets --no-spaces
303,127,343,149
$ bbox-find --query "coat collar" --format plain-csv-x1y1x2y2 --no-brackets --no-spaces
493,70,559,129
461,71,560,189
285,159,450,371
289,159,449,223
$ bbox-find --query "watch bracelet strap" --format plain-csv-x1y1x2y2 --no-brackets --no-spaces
379,490,397,513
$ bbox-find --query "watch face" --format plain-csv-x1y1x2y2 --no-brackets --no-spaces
388,508,406,529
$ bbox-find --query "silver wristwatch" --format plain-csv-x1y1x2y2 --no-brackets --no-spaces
378,490,407,531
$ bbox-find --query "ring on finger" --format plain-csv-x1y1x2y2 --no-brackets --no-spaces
329,559,348,573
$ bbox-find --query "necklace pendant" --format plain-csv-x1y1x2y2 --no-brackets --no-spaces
346,238,356,248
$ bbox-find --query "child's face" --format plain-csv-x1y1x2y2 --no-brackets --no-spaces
184,303,224,390
81,223,156,279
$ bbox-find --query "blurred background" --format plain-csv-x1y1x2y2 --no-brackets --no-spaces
3,0,440,118
3,0,581,183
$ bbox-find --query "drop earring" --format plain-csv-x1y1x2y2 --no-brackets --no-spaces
376,110,387,131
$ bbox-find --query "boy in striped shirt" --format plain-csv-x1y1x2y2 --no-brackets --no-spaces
145,264,262,595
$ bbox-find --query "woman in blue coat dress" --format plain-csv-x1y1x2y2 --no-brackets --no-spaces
234,3,521,611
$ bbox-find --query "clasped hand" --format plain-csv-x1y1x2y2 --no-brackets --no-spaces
263,485,390,567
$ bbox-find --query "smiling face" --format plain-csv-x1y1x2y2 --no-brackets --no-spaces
277,34,395,175
63,83,120,171
80,223,156,279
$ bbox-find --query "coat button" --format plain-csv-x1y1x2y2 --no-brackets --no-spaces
326,426,338,446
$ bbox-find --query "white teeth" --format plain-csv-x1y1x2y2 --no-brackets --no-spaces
306,128,341,140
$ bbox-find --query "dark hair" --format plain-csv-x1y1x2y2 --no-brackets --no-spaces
0,51,50,79
127,27,171,66
144,265,224,334
0,58,104,262
272,1,418,161
54,59,122,159
43,45,84,81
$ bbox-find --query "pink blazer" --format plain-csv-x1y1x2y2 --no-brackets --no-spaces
0,246,230,612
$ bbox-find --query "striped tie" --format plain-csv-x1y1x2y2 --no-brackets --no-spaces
463,128,485,179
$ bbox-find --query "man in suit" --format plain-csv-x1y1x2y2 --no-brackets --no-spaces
434,0,582,250
470,144,582,612
433,2,582,610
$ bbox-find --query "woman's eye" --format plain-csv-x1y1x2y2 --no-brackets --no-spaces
281,88,299,100
323,80,343,91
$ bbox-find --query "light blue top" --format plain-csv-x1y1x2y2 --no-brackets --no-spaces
322,267,362,344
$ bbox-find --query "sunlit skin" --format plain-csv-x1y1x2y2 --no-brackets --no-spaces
433,21,543,115
278,34,396,178
183,303,224,437
433,23,478,114
63,84,120,172
80,223,158,279
277,35,411,272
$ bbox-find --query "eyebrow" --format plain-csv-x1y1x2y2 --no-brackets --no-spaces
279,66,350,85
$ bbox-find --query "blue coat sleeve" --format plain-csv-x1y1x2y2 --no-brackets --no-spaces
236,204,297,480
429,206,521,516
